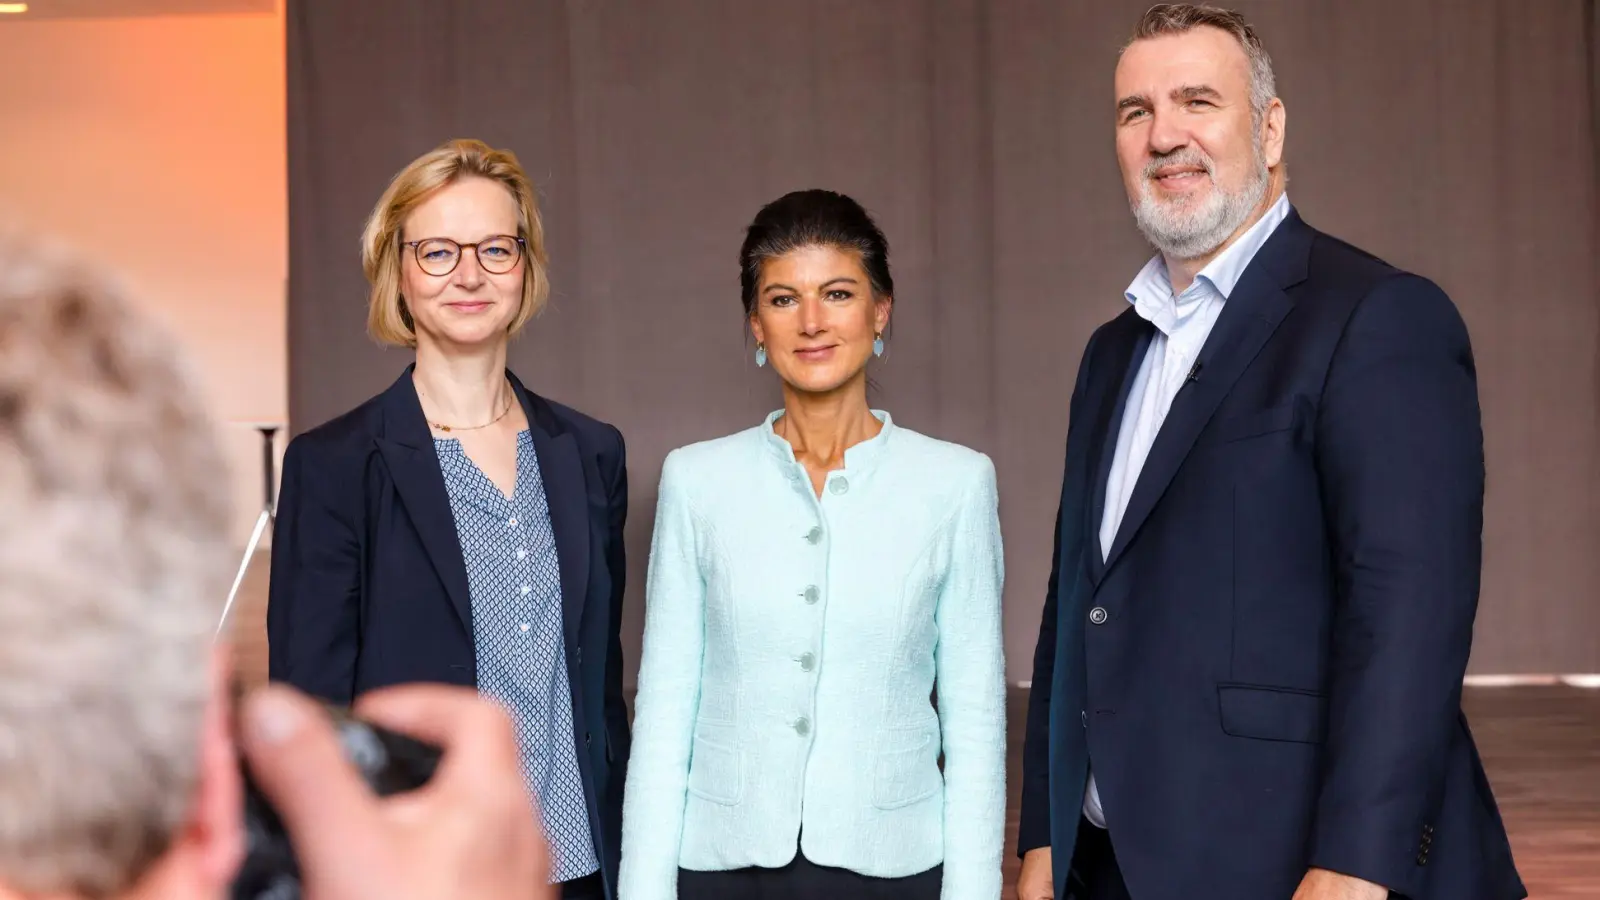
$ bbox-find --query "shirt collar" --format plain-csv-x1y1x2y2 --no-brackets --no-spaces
1125,192,1292,334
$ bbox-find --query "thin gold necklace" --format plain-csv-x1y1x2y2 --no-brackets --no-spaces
425,382,514,433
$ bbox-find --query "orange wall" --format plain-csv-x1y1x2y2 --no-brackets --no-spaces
0,9,287,547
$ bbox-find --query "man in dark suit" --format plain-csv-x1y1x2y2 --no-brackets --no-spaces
1015,5,1525,900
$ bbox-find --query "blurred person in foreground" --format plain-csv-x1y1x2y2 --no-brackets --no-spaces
0,230,552,900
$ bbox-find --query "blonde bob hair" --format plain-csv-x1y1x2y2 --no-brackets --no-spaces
361,138,550,348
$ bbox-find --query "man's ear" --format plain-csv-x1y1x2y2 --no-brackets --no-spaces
1261,97,1287,170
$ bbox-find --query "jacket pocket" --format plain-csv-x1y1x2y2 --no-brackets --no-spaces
872,721,942,810
1217,683,1327,744
1213,405,1297,443
686,722,742,806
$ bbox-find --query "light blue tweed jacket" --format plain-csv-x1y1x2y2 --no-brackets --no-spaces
619,411,1006,899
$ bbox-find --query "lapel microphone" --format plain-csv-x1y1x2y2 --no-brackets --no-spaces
1186,360,1204,384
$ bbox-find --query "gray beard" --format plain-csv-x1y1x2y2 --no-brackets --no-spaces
1132,154,1270,261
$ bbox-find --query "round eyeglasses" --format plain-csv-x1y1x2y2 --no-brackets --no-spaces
403,235,526,277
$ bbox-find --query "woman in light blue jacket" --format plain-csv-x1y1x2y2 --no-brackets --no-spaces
619,189,1006,899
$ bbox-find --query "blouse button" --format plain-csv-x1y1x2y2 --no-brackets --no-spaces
798,652,816,672
829,477,849,495
793,716,811,737
805,526,823,544
802,585,820,605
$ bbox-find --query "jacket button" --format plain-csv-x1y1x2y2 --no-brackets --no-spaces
798,652,816,672
1089,606,1108,625
806,526,823,544
793,716,811,736
584,732,591,746
803,585,820,604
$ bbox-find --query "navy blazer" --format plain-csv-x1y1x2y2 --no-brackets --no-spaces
1019,210,1525,900
266,367,631,900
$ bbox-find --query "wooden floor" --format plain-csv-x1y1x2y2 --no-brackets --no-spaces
1452,686,1600,897
228,552,1600,896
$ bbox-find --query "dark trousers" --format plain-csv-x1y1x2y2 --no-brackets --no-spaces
678,853,942,900
560,872,605,899
1066,818,1132,900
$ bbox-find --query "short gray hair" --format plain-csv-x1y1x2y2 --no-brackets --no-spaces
0,231,233,896
1127,3,1279,127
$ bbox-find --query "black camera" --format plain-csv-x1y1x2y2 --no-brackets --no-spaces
230,705,443,900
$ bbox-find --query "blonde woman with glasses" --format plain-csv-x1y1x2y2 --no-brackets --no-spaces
267,139,630,900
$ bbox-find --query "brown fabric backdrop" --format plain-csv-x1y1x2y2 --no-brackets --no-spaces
287,0,1600,681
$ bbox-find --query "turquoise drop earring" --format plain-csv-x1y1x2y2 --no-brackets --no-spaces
873,332,884,357
755,342,767,367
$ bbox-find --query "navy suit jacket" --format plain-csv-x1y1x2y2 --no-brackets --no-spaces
266,367,631,900
1018,210,1525,900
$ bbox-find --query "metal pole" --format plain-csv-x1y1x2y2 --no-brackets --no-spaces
217,424,281,640
257,425,279,512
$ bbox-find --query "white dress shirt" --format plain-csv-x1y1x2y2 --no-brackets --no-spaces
1084,192,1292,829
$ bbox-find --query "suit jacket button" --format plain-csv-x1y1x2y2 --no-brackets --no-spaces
1089,606,1108,625
585,732,591,746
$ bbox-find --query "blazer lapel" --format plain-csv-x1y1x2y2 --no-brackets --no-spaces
514,377,591,650
374,369,474,632
1085,313,1154,587
1099,212,1312,576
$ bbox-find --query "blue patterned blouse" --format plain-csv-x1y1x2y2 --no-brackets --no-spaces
434,430,598,883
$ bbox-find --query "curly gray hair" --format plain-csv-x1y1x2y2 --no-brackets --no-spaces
0,230,233,897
